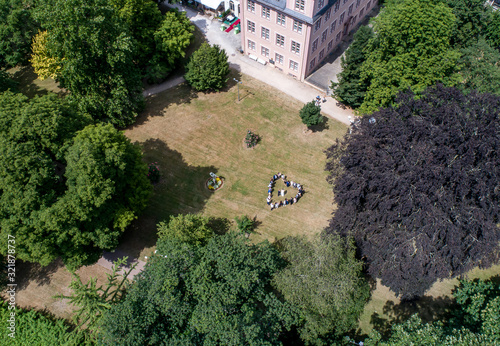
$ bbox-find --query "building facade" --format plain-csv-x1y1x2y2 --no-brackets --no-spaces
240,0,375,80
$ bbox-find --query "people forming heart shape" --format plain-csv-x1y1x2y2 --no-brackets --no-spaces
267,172,304,211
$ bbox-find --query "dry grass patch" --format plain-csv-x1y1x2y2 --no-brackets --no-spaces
121,70,347,259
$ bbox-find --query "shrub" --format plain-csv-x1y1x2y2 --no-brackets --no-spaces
184,43,229,91
299,101,323,128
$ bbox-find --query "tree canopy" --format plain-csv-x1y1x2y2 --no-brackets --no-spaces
34,0,144,127
157,213,219,246
99,232,298,345
273,233,369,344
184,43,229,91
0,92,151,268
325,85,500,299
299,101,324,128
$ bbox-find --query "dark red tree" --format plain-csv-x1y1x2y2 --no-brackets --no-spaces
325,85,500,299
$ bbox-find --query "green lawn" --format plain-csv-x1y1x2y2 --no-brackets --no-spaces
120,70,347,259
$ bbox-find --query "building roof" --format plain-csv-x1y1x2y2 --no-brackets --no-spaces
199,0,224,9
258,0,340,24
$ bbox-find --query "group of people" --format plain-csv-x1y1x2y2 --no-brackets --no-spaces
315,95,326,107
267,172,304,210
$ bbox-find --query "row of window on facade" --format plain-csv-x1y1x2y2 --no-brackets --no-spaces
248,40,300,71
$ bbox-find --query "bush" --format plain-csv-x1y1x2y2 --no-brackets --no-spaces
234,215,255,236
299,101,323,128
147,162,160,183
184,43,229,91
244,130,259,148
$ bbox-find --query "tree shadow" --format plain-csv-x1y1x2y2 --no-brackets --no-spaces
13,258,65,291
115,138,218,259
369,295,457,339
309,116,330,133
10,65,66,98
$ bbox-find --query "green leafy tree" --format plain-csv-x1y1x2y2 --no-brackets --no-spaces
34,0,144,127
184,43,229,91
484,9,500,50
234,215,255,236
0,302,89,345
458,38,500,95
148,9,194,82
0,0,38,67
0,70,16,92
445,0,493,47
358,0,460,114
99,233,299,344
0,92,151,268
157,214,217,246
331,25,374,108
56,257,137,336
274,233,369,345
299,101,323,128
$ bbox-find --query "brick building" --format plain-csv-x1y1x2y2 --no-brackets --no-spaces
240,0,375,80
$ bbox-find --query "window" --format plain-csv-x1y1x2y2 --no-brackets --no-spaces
276,33,285,47
339,12,345,24
248,40,255,50
335,31,341,42
277,13,286,26
275,53,284,64
334,2,340,13
291,40,301,54
319,49,325,60
330,20,337,33
295,0,305,11
367,0,371,7
247,0,255,12
325,8,331,20
327,39,333,51
356,0,361,8
293,20,303,34
312,38,318,52
262,6,270,19
352,15,357,23
248,20,255,33
230,1,235,11
261,46,270,57
343,0,347,4
261,27,270,40
289,60,299,71
321,30,328,43
318,0,324,9
359,8,364,17
309,58,316,69
314,18,322,32
348,4,353,15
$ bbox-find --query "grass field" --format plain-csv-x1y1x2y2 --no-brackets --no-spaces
119,69,347,259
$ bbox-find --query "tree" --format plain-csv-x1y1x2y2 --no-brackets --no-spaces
148,9,194,82
234,215,255,237
34,0,144,127
0,0,38,67
30,30,62,80
0,302,89,344
274,233,369,344
331,25,374,109
361,279,500,345
99,233,299,344
184,43,229,91
299,101,323,128
445,0,492,48
0,92,152,268
325,85,500,299
157,214,217,246
458,38,500,95
357,0,460,114
0,70,16,92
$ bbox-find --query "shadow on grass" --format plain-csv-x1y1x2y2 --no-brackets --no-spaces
309,116,330,133
14,259,65,291
116,138,219,259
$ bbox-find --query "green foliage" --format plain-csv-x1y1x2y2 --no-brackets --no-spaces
445,0,493,47
234,215,255,235
274,233,369,344
99,233,299,344
357,0,460,113
157,214,217,246
299,101,323,127
147,9,194,82
362,279,500,345
484,9,500,50
458,38,500,95
56,257,136,337
0,302,89,345
0,69,17,92
0,93,151,268
331,25,374,108
184,43,229,91
34,0,144,127
244,129,260,148
147,162,160,183
0,0,39,67
30,30,62,80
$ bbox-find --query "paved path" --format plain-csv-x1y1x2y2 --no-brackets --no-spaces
97,250,146,279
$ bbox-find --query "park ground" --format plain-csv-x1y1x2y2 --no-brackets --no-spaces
4,38,500,338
